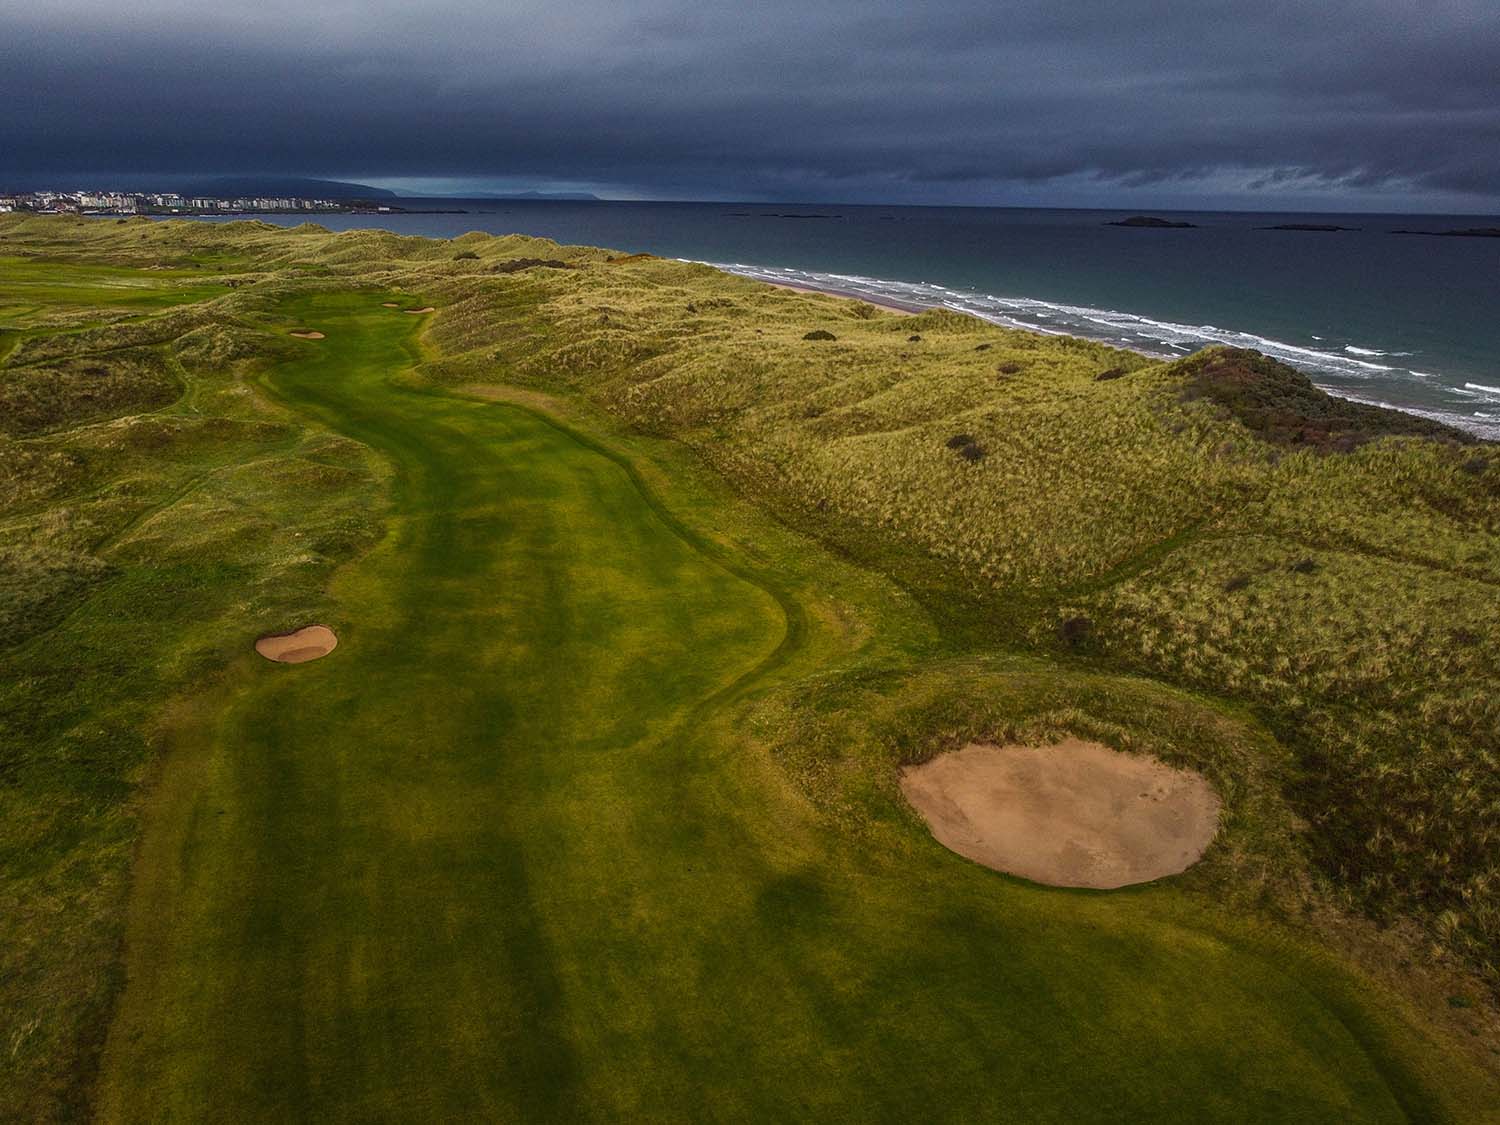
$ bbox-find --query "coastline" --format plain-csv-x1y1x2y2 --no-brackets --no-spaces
763,276,1168,360
713,260,1500,442
766,279,923,316
98,202,1498,440
95,210,1500,440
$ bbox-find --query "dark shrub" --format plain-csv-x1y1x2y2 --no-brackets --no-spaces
945,433,976,449
1170,347,1473,452
453,250,479,260
492,257,571,273
1058,616,1093,648
1223,574,1252,592
1460,455,1489,475
974,343,992,351
908,334,923,342
685,303,698,313
803,329,837,341
1290,558,1318,574
1095,367,1127,381
997,362,1023,375
957,442,986,462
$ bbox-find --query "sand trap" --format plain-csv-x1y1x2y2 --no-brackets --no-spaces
404,306,436,314
255,624,338,664
900,739,1219,889
288,330,325,339
381,302,399,308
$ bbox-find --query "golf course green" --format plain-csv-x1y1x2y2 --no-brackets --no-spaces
91,294,1472,1120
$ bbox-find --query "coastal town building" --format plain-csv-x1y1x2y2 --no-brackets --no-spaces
0,189,375,216
0,189,459,220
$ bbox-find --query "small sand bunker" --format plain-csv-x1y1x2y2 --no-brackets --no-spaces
289,330,325,339
404,306,436,314
900,739,1220,889
255,624,338,664
381,302,399,308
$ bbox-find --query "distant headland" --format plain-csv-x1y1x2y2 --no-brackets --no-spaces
1105,215,1197,228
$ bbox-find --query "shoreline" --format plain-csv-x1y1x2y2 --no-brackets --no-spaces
719,263,1498,442
765,276,1168,357
766,279,923,316
71,210,1499,440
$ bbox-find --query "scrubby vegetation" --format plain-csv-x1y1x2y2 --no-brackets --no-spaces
2,213,1497,1120
0,347,180,436
1170,347,1472,451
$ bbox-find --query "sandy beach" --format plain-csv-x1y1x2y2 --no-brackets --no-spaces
769,280,919,316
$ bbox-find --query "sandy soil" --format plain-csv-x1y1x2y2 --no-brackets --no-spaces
404,306,436,314
289,330,325,339
900,739,1220,889
769,280,917,316
255,624,338,664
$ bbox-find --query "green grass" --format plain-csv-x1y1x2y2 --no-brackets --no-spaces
2,216,1498,1121
87,293,1490,1121
0,255,232,329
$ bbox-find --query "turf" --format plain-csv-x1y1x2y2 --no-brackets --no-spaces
2,217,1497,1121
92,294,1487,1120
0,255,231,329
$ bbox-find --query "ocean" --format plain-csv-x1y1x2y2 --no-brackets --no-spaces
195,201,1499,438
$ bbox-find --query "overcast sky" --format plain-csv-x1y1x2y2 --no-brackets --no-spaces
4,0,1498,211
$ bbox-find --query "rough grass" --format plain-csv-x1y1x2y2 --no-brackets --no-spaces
0,347,181,437
2,214,1498,1121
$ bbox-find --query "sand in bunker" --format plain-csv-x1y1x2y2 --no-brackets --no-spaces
289,330,325,339
381,302,399,308
900,739,1220,889
404,306,436,314
255,625,338,664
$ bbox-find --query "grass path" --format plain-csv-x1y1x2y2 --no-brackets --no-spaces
97,293,1483,1121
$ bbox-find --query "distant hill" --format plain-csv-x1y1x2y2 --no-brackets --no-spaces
180,176,397,199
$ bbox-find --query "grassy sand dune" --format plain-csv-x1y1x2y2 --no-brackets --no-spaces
1,214,1497,1121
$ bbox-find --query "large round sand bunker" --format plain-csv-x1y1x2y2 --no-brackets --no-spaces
900,739,1220,889
255,624,338,664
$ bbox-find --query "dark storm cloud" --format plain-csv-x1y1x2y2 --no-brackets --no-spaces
3,0,1498,206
